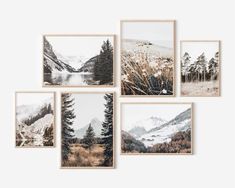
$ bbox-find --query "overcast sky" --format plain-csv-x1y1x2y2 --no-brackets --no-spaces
122,21,173,48
121,103,191,131
181,41,219,62
17,93,53,106
71,93,106,130
46,36,113,63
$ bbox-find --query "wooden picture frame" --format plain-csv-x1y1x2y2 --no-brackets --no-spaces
60,92,115,169
42,34,115,87
180,40,221,97
120,102,193,155
120,20,176,97
15,91,56,148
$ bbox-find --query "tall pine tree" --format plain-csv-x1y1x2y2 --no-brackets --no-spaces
83,124,95,150
94,40,113,84
61,93,76,162
101,93,113,166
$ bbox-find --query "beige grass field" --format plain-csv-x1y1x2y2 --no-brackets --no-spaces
181,80,219,96
62,144,105,167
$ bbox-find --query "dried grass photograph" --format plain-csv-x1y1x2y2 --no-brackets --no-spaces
15,92,55,147
121,20,175,96
61,92,114,168
121,103,192,154
181,41,220,96
43,35,114,87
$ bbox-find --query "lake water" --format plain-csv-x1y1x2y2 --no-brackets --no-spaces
16,139,53,147
44,72,95,86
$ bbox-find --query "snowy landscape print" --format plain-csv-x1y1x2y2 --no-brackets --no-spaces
121,103,192,154
43,35,114,86
61,93,114,168
181,41,220,96
121,21,175,96
15,92,55,147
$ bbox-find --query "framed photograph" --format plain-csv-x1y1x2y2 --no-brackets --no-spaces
121,103,193,154
15,92,55,147
61,92,114,168
180,40,221,96
120,20,175,96
43,35,115,87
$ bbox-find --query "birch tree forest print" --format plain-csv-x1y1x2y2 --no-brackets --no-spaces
61,93,114,168
181,41,220,96
43,35,114,86
15,92,55,147
121,21,175,96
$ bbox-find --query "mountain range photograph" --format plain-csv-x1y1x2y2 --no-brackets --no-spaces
15,92,55,147
121,103,192,154
121,21,175,96
61,92,114,168
43,35,114,86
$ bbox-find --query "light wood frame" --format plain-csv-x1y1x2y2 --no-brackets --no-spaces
120,20,176,97
42,34,116,88
120,102,193,155
180,40,221,97
60,91,115,169
15,91,56,148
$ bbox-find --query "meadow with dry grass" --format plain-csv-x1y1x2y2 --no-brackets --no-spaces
62,144,105,167
121,41,174,96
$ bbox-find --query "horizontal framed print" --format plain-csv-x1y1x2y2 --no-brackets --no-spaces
181,40,221,96
61,92,114,168
15,92,55,148
120,20,175,97
43,34,115,87
121,103,193,154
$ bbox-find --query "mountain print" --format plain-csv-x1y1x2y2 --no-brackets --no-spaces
121,103,192,154
61,93,114,168
43,35,114,86
15,92,55,147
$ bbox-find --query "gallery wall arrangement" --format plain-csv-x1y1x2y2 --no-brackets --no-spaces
14,20,221,169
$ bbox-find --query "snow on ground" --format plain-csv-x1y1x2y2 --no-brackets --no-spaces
138,119,191,147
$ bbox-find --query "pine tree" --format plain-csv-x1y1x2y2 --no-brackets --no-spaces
83,124,95,150
61,93,76,161
94,40,113,84
181,52,191,82
101,93,113,166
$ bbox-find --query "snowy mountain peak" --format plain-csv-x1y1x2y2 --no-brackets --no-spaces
75,117,103,138
131,116,167,133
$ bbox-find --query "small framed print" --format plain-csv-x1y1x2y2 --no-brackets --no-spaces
61,92,114,168
120,20,175,96
121,103,193,154
43,35,115,87
180,40,221,96
15,92,55,148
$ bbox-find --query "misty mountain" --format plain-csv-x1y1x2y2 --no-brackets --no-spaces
131,116,167,133
43,37,76,73
128,126,147,138
138,108,192,147
74,118,103,138
78,55,98,73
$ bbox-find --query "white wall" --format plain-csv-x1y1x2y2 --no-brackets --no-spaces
0,0,234,187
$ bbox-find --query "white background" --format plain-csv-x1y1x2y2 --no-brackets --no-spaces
0,0,234,187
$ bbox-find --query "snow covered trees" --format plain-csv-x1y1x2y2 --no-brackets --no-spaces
94,40,113,85
62,93,75,161
83,124,96,150
181,51,219,83
101,93,113,166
